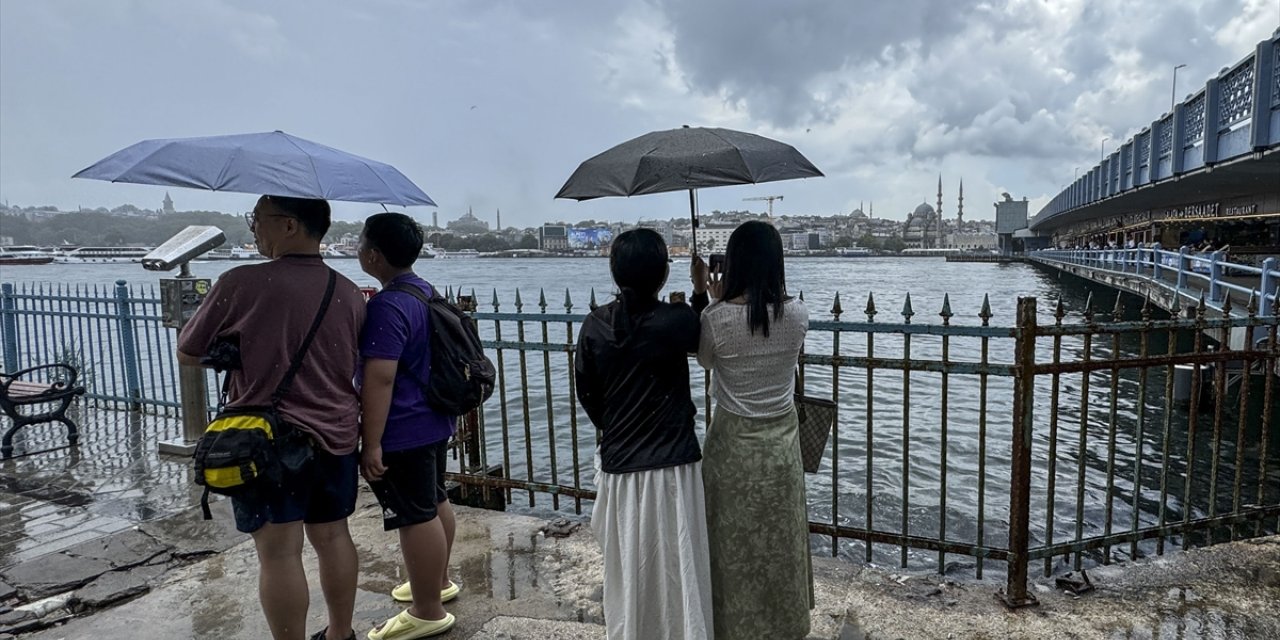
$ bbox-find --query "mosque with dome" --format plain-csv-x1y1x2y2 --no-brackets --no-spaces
900,176,993,250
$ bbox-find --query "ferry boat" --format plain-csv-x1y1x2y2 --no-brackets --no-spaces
436,248,479,259
420,244,439,259
836,246,873,257
0,246,55,265
206,246,262,260
899,247,964,257
54,246,154,264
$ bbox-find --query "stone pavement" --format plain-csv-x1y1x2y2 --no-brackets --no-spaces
2,406,1279,639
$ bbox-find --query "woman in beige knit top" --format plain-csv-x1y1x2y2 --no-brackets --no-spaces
694,220,811,639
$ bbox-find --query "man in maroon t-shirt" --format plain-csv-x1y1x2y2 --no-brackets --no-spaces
179,195,365,640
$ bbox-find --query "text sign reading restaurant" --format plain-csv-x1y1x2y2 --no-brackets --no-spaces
1061,198,1272,238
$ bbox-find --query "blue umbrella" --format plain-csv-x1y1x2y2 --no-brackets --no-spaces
73,130,435,207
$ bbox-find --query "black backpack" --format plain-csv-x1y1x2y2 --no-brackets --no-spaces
381,282,496,416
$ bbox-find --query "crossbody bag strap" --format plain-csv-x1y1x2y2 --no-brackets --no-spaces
270,268,338,407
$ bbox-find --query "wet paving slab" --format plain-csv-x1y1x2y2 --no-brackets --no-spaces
0,404,211,570
3,404,1279,638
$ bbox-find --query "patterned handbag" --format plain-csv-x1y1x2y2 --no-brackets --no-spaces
794,393,836,473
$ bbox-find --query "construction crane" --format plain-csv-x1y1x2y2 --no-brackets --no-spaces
743,195,783,219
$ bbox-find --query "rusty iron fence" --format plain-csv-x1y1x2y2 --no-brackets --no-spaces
443,287,1280,606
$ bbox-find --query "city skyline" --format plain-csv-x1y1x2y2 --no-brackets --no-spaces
0,177,1010,226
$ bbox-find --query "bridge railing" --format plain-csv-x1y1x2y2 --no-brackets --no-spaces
1033,247,1279,312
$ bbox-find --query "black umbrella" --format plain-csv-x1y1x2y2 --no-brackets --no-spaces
555,126,823,253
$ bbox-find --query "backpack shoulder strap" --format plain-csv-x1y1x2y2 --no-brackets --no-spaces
381,281,434,307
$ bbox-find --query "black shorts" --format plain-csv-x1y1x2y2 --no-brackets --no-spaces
231,434,359,534
368,440,450,531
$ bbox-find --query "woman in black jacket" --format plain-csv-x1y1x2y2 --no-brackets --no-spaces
574,229,713,639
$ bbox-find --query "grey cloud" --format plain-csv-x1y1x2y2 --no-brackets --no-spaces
653,0,985,127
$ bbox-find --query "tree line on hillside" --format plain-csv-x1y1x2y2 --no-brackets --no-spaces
0,211,541,252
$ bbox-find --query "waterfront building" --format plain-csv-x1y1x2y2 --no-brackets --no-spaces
995,193,1030,255
539,224,569,252
694,224,736,254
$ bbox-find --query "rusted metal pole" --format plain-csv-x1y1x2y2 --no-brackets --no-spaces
1002,297,1039,608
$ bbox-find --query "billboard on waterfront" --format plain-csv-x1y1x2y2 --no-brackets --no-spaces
567,227,613,249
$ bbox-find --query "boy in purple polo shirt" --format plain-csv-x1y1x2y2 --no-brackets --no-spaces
357,212,459,639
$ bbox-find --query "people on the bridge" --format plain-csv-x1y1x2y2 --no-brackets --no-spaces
178,195,366,640
356,212,459,639
694,220,812,640
575,228,714,640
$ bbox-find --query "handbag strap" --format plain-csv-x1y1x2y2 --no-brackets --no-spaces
270,269,338,406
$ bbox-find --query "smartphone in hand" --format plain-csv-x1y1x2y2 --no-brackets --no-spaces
709,253,726,273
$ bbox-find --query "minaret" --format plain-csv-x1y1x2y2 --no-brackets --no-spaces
957,179,965,228
936,174,943,219
869,201,873,218
432,211,439,229
497,208,502,231
934,175,943,248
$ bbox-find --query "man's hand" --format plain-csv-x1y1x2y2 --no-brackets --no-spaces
361,444,386,481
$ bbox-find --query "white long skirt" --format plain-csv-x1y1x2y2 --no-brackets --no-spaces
592,456,715,640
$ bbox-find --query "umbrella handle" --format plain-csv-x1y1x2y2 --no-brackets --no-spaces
689,189,698,258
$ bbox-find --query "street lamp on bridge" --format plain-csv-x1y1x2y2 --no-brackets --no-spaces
1171,63,1187,112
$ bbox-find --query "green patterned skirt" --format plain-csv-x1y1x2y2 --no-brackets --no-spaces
702,406,813,640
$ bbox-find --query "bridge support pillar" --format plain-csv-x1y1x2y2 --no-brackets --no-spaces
1262,257,1277,311
1176,247,1188,291
1209,251,1224,303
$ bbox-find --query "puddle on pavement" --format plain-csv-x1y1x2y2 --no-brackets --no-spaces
838,615,867,640
189,590,246,638
1114,587,1259,639
456,527,603,624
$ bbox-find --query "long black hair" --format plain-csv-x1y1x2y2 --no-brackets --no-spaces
720,220,787,337
608,228,669,344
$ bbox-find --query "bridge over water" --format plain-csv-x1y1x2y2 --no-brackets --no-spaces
1028,30,1280,241
1026,30,1280,346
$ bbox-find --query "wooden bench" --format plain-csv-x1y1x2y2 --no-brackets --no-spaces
0,364,86,458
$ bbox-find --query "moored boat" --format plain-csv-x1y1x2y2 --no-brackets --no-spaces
54,246,154,264
0,246,56,265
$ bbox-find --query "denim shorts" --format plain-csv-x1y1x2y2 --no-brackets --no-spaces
231,433,359,534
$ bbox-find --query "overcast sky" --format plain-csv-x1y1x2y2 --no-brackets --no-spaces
1,0,1276,227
